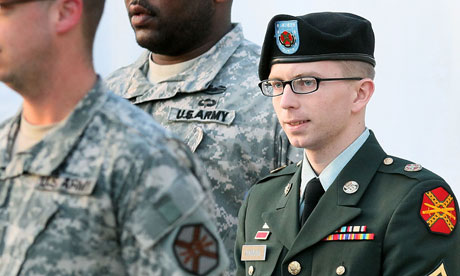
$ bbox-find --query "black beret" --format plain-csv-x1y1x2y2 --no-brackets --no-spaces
259,12,375,80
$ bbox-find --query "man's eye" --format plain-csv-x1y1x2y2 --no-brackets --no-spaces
272,82,283,89
301,79,315,86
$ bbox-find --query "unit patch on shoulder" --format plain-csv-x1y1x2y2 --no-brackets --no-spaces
420,187,457,235
173,224,219,275
427,262,448,276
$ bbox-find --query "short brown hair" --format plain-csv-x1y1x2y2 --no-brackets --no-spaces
338,60,376,80
82,0,105,54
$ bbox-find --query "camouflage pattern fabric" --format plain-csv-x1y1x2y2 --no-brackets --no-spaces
0,79,228,275
106,24,301,274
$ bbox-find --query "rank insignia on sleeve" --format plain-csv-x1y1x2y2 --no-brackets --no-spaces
428,262,448,276
420,187,457,235
173,224,219,275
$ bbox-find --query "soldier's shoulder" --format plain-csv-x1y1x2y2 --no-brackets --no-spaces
255,161,300,185
377,155,444,183
105,51,150,93
94,90,176,150
238,38,261,56
0,116,15,134
226,38,261,69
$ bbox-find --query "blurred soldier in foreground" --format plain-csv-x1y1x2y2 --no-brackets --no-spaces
106,0,300,272
235,12,459,275
0,0,227,275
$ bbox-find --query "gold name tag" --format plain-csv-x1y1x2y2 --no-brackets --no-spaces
241,245,266,261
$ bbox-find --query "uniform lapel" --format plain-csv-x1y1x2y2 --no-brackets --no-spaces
262,167,302,250
283,132,386,261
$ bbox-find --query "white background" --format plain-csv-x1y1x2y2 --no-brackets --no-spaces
1,1,459,196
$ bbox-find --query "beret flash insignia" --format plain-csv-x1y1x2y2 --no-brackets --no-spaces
275,20,300,54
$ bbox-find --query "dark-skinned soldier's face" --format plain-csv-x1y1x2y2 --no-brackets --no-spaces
124,0,215,56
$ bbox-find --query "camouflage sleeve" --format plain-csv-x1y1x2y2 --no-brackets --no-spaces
382,180,460,275
274,126,303,167
117,138,229,275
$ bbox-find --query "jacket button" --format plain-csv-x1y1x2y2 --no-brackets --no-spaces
336,265,346,275
248,265,255,275
288,261,301,275
383,157,394,165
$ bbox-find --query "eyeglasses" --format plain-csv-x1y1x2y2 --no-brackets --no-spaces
0,0,51,9
258,76,363,97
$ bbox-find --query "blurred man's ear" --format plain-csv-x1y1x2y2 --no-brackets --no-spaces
52,0,83,35
351,78,375,113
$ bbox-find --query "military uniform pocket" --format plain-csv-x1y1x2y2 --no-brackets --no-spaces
0,192,58,276
183,126,204,153
311,240,382,275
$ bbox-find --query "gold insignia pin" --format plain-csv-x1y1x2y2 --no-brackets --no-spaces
248,266,255,276
284,183,293,196
336,265,346,275
270,165,287,174
288,261,301,275
383,157,394,165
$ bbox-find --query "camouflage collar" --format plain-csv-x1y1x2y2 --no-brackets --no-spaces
121,24,245,104
0,79,107,178
0,113,20,171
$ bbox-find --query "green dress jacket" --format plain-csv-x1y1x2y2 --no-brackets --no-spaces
235,132,459,276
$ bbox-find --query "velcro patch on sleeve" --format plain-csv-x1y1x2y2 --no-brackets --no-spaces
36,176,96,196
173,224,219,275
420,187,457,235
168,107,235,125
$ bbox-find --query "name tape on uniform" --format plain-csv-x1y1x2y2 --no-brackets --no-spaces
37,176,96,196
168,107,235,125
241,245,267,261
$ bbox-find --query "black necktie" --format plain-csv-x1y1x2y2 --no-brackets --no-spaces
301,177,325,225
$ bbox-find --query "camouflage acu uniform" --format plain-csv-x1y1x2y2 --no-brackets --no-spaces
0,80,228,275
106,24,301,273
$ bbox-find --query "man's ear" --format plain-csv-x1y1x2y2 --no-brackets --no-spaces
351,78,375,113
52,0,83,34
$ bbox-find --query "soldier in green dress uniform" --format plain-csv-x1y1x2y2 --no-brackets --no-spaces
235,12,459,276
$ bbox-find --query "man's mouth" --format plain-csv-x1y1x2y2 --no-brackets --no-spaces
129,4,157,27
129,4,153,17
287,120,309,126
